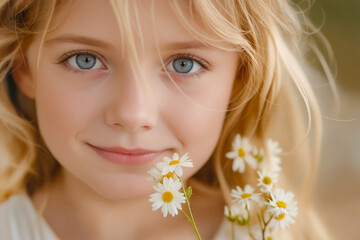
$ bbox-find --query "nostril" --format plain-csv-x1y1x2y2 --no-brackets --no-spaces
104,110,157,131
142,125,152,130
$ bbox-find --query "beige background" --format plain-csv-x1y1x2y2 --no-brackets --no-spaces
301,0,360,239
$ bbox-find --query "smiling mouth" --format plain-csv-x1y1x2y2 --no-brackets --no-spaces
87,144,166,165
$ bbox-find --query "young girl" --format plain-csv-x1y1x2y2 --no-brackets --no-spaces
0,0,333,239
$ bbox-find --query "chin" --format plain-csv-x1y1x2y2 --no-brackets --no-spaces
88,173,155,201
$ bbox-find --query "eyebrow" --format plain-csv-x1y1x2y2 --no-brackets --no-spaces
44,34,210,51
160,41,210,50
44,35,115,50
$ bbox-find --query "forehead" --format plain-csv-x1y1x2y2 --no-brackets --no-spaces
45,0,204,51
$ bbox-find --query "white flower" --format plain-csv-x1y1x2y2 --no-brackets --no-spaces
267,139,282,155
225,134,258,173
265,233,279,240
266,139,282,172
252,146,264,165
257,170,278,193
231,184,261,210
149,177,186,217
156,152,193,177
224,203,249,224
147,167,163,183
268,212,296,230
148,167,179,184
267,188,298,219
252,226,279,240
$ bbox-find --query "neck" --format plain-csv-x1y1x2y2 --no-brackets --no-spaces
31,169,225,239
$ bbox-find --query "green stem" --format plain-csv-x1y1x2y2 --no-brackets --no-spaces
180,210,193,225
179,178,201,240
257,213,263,229
248,224,256,240
261,214,273,240
231,222,235,240
246,207,256,240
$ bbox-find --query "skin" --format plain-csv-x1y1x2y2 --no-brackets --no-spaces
13,0,239,239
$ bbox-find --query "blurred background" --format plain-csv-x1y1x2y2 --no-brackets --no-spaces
296,0,360,239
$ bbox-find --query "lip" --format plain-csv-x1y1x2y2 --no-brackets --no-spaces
87,144,165,165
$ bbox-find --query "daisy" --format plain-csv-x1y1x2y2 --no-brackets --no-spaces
148,167,178,184
252,226,279,240
231,184,261,210
224,203,249,224
257,170,278,193
268,212,296,230
225,134,258,173
149,177,186,217
266,139,282,172
147,167,163,184
157,152,193,177
252,146,264,165
267,188,298,218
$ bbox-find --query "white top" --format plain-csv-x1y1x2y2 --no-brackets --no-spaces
0,193,254,240
0,194,58,240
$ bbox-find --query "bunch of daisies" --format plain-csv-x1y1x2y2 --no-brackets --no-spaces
225,134,298,240
148,134,298,240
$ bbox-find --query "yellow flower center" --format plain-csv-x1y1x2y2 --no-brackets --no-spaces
267,237,273,240
163,172,173,179
275,213,285,220
169,160,180,165
255,154,263,163
263,176,272,185
162,191,174,203
238,148,245,158
241,193,251,199
276,201,287,208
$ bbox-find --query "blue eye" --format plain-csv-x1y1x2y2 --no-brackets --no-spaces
76,54,96,69
167,57,202,74
173,58,193,73
66,53,104,70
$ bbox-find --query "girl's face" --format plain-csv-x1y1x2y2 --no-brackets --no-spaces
20,0,238,200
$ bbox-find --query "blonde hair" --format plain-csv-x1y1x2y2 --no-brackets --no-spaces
0,0,334,239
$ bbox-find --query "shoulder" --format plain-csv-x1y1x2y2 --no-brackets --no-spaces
0,193,58,240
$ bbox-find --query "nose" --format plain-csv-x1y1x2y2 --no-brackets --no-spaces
104,73,158,131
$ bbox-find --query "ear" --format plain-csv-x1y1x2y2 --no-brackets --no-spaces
11,55,36,99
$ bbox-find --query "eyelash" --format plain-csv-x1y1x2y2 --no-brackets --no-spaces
57,50,211,77
57,50,106,74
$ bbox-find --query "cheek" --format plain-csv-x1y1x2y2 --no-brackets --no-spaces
34,72,100,159
186,112,224,171
178,108,225,169
165,79,234,176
